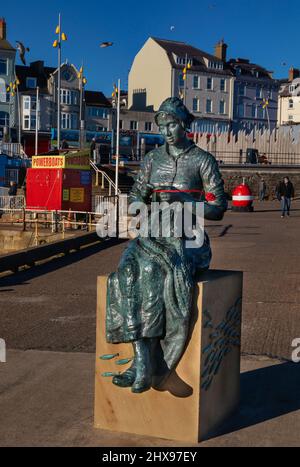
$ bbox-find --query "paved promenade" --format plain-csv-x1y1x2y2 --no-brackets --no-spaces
0,200,300,446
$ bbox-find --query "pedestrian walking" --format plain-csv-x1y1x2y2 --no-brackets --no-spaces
8,181,17,209
90,137,96,163
258,178,266,201
277,177,295,218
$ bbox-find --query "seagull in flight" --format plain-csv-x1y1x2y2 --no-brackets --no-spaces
100,42,113,48
16,41,30,65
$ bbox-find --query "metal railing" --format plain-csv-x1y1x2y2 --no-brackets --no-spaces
0,142,27,158
208,150,300,166
0,195,25,211
90,159,121,196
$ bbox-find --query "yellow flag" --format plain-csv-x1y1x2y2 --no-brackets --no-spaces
82,77,87,85
16,78,20,85
187,63,191,69
53,39,58,48
183,67,187,73
61,32,67,41
11,91,15,97
56,25,60,34
183,75,186,80
79,66,83,73
6,86,10,92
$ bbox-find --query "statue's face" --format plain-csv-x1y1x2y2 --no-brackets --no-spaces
157,113,186,146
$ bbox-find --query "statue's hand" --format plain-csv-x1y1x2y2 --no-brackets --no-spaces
140,183,153,200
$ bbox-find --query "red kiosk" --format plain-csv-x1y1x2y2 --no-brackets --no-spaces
26,153,92,212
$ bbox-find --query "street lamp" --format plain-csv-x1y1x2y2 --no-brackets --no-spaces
52,13,67,150
111,80,121,195
77,65,87,150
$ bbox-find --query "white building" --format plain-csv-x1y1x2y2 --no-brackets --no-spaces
277,69,300,126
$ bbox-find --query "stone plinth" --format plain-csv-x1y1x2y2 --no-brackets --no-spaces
94,270,243,443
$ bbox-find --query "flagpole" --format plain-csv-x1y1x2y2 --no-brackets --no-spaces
35,86,39,155
57,13,61,150
184,53,188,106
115,78,120,195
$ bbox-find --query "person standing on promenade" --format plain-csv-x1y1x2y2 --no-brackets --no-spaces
258,178,266,201
277,177,295,218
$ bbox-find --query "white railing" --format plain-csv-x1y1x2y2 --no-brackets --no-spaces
0,195,26,211
0,142,27,158
90,159,121,196
94,195,119,214
0,187,9,197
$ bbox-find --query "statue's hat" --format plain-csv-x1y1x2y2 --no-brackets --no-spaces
155,97,194,129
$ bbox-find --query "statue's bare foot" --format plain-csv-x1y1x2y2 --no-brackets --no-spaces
131,339,152,393
112,363,136,388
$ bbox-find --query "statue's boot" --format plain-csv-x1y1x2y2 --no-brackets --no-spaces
112,361,136,388
131,339,152,393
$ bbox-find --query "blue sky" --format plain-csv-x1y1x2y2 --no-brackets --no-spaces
2,0,300,95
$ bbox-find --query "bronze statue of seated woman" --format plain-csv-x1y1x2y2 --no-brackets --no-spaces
105,97,227,393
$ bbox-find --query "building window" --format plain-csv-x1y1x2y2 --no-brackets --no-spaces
22,114,37,130
119,120,123,129
26,77,37,89
60,89,78,105
192,98,200,113
208,61,223,70
288,115,293,121
193,75,200,89
256,86,262,98
130,120,138,130
251,104,257,118
206,99,212,113
219,100,225,114
0,59,7,75
207,77,213,90
289,99,293,109
178,73,185,88
60,89,71,105
145,121,152,132
258,107,264,119
0,111,9,126
61,113,77,129
23,95,37,111
0,78,7,102
239,84,246,96
220,79,226,92
88,107,108,118
238,103,244,117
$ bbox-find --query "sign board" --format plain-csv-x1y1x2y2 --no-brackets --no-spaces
63,189,69,201
32,154,90,170
70,187,84,203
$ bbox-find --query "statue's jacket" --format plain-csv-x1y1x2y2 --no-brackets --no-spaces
106,143,227,382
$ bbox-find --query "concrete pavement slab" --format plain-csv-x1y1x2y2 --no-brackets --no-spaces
0,350,299,447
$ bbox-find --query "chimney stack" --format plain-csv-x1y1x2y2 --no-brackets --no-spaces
289,67,300,82
214,39,228,62
0,18,6,40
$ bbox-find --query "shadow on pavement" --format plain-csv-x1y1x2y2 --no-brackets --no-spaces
0,238,127,288
212,361,300,438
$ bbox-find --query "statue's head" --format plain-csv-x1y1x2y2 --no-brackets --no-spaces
155,97,194,146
